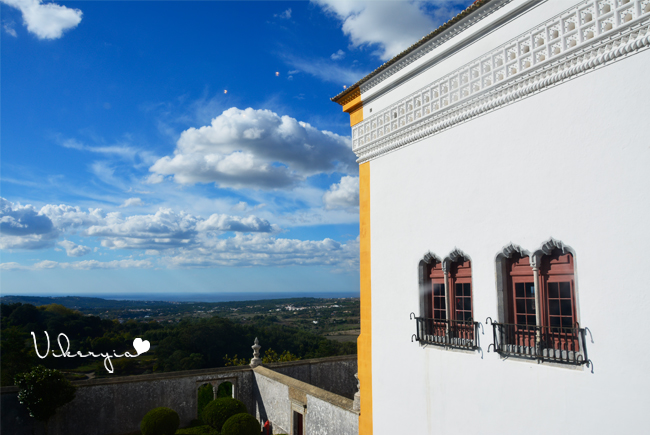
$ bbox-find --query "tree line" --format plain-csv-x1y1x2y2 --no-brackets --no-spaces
0,302,356,385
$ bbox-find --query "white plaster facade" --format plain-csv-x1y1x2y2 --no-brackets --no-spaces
350,1,650,434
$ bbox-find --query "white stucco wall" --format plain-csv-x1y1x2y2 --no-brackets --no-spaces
368,43,650,435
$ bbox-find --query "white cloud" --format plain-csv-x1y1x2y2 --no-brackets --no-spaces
322,176,359,210
330,49,346,60
0,262,27,270
196,214,278,233
86,208,199,250
3,20,17,37
275,8,292,19
0,197,58,249
2,0,82,40
32,259,153,270
60,138,157,163
314,0,465,61
160,234,359,269
57,240,91,257
283,54,368,85
1,197,359,271
40,203,105,229
149,107,355,190
119,198,145,208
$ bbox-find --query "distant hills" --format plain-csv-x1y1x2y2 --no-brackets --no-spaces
0,295,174,309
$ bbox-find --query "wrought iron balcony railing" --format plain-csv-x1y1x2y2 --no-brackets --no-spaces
411,315,480,350
486,319,590,366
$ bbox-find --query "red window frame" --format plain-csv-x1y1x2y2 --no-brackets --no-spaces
507,255,536,347
506,251,578,350
539,251,578,351
448,259,474,340
429,261,446,321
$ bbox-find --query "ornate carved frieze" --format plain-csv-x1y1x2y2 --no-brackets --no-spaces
352,0,650,163
359,0,516,94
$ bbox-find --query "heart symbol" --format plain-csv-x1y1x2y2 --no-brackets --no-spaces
133,338,150,356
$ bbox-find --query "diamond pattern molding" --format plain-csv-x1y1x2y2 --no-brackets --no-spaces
352,0,650,163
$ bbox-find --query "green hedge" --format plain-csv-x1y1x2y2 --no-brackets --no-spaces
201,397,247,432
140,407,180,435
221,413,260,435
175,425,219,435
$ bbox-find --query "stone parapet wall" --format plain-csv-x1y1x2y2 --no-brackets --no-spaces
264,355,358,400
253,365,359,435
0,355,357,435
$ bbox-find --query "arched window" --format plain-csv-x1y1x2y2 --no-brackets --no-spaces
414,249,478,350
492,239,586,365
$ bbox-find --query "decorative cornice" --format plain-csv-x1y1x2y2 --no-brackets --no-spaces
359,0,516,95
331,0,508,104
352,0,650,163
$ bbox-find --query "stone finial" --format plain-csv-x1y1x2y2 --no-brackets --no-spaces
353,373,361,412
250,337,262,368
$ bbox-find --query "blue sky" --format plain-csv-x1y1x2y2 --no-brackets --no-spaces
1,0,472,296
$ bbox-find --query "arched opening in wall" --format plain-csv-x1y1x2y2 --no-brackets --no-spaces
417,253,445,344
493,240,585,364
446,254,474,342
538,248,578,353
506,251,536,348
417,252,442,320
415,250,478,349
495,243,530,325
217,381,234,398
197,383,214,420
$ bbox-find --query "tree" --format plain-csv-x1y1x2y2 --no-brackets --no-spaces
0,326,33,386
14,365,77,432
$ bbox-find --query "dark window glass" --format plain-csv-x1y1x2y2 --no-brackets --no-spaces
516,283,524,297
550,317,561,327
516,299,525,313
527,315,536,325
526,299,536,314
525,282,534,296
464,283,471,296
561,317,573,327
464,298,472,310
559,282,571,298
517,315,526,325
548,282,558,298
561,300,572,315
549,300,560,315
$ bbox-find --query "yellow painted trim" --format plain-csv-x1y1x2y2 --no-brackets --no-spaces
350,106,364,127
358,162,372,435
340,91,363,127
342,93,361,112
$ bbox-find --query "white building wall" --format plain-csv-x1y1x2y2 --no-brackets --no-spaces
368,47,650,435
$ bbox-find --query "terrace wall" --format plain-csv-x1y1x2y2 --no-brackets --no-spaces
0,355,356,435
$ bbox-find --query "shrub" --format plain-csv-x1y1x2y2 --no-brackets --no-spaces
221,413,260,435
201,397,247,431
140,407,180,435
14,365,76,422
175,425,219,435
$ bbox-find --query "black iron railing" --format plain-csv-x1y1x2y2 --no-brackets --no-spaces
486,319,589,365
412,316,480,350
